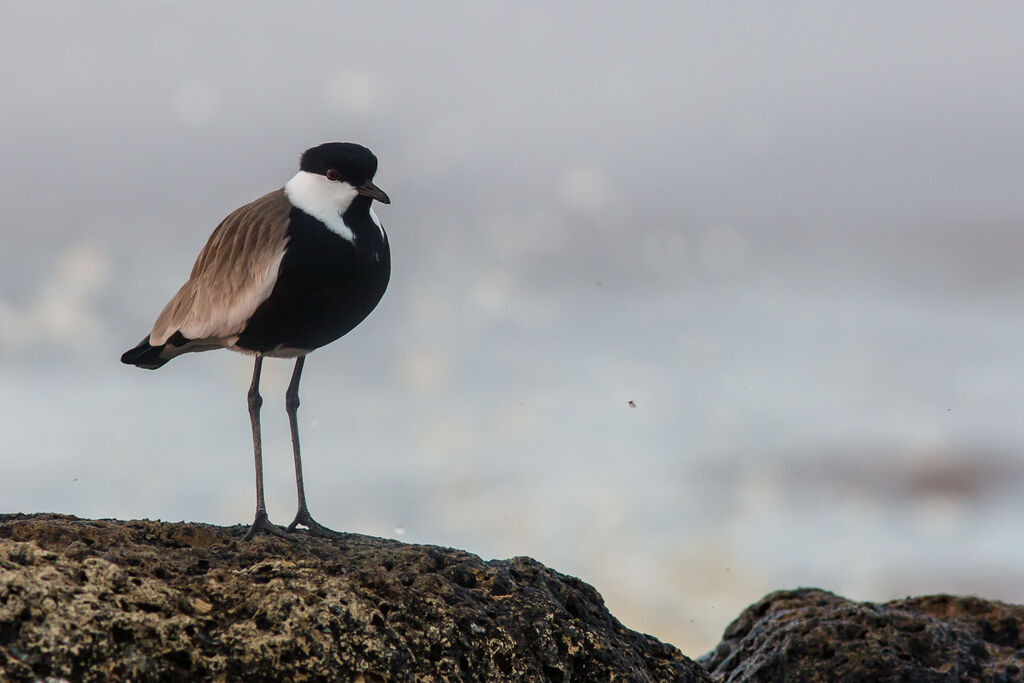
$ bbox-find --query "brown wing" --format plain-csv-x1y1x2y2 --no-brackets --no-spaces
149,189,292,346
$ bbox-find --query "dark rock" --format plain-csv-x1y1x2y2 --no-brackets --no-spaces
701,587,1024,682
0,513,707,682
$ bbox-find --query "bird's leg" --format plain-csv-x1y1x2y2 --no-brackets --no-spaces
242,354,288,541
284,357,341,537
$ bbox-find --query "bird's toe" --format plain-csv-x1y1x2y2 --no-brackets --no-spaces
286,508,342,538
242,510,291,541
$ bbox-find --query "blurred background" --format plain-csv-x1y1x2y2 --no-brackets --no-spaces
2,1,1023,655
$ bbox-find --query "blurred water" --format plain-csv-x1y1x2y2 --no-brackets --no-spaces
2,2,1023,653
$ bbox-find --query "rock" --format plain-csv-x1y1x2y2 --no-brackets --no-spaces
0,513,707,682
701,587,1024,682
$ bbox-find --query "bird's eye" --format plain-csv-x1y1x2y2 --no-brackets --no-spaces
326,168,340,181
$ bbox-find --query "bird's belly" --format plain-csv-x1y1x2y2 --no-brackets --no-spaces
236,255,390,354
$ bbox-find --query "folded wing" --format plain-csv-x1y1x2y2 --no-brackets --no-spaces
150,189,292,347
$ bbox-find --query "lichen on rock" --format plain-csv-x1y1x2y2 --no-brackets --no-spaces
0,513,707,682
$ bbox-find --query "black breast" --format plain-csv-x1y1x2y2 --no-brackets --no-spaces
236,204,390,354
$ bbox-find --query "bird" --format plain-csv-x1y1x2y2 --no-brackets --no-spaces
121,142,391,541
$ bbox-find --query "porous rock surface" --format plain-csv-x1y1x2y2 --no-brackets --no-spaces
701,587,1024,682
0,513,707,682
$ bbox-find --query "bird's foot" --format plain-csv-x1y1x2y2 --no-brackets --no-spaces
242,510,291,541
286,506,342,537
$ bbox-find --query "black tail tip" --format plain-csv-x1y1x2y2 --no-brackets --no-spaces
121,337,169,370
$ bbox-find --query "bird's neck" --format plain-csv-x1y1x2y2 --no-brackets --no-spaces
342,197,386,245
344,195,374,218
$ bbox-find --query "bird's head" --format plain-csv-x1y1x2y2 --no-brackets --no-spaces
286,142,390,227
300,142,390,205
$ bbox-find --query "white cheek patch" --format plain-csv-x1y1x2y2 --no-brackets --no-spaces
284,170,358,242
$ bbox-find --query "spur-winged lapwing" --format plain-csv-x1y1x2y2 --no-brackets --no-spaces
122,142,391,540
